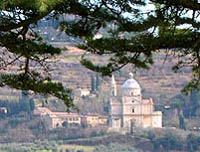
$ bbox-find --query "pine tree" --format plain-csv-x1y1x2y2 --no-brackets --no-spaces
2,0,200,110
60,0,200,93
0,0,74,110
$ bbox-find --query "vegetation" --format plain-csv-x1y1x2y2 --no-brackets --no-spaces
90,75,95,93
1,1,200,150
0,99,34,117
93,144,141,152
0,0,74,110
90,74,101,93
0,127,200,152
169,88,200,118
1,0,200,110
63,0,200,94
179,115,186,130
95,74,100,91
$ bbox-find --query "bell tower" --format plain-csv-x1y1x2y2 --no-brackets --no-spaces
110,74,117,96
108,74,122,128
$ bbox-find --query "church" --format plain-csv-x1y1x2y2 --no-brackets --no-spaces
108,73,162,131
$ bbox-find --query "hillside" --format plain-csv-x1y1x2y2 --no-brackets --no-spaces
50,45,191,106
0,45,191,108
0,126,199,152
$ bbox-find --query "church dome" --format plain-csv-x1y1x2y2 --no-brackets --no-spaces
122,73,141,89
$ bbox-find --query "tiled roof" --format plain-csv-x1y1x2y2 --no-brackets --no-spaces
34,107,108,120
142,98,154,105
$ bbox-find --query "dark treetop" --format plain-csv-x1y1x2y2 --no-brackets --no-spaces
1,0,200,109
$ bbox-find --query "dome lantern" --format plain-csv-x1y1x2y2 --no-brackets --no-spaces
129,72,133,79
122,72,141,97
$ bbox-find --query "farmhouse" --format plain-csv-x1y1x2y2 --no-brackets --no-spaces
33,107,107,129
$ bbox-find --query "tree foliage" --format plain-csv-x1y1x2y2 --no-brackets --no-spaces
96,74,100,91
0,98,35,117
0,0,74,110
59,0,200,93
187,133,200,152
1,0,200,109
90,75,95,92
179,115,186,130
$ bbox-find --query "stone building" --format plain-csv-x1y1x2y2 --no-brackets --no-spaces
33,107,107,129
45,113,81,129
81,113,108,127
108,73,162,131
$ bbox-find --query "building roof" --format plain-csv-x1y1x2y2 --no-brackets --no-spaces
142,98,154,105
49,112,80,118
34,107,107,121
34,107,81,118
122,73,141,89
34,107,52,114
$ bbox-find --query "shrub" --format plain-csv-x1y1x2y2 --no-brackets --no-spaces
186,133,200,152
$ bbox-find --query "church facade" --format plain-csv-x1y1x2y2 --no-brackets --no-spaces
108,73,162,131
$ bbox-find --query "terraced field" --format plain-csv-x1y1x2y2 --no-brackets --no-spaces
0,45,191,111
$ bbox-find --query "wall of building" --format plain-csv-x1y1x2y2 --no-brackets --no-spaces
111,116,121,128
109,75,163,131
122,88,141,97
142,104,153,114
110,99,122,116
122,103,142,115
143,115,152,127
83,115,99,127
152,113,162,128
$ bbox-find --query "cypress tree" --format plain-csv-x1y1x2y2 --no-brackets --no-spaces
179,115,186,130
21,90,29,102
91,75,95,93
42,100,45,107
96,74,100,91
29,99,35,111
189,89,200,117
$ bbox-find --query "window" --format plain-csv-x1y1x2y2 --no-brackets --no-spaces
131,92,134,96
132,100,134,103
132,109,135,113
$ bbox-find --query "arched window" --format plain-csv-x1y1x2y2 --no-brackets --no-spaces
132,109,135,113
131,92,134,96
132,100,135,103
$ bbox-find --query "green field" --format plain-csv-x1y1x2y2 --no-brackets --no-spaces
0,142,95,152
58,144,94,152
